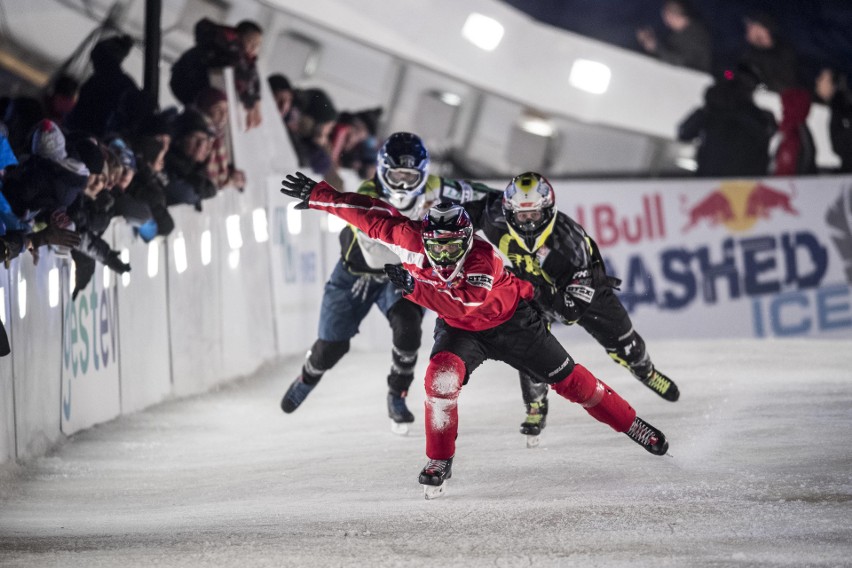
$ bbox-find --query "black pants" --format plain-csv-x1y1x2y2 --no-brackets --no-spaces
431,300,575,386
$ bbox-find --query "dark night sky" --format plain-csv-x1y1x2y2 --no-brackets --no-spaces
500,0,852,84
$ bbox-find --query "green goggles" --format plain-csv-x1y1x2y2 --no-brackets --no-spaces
425,238,465,262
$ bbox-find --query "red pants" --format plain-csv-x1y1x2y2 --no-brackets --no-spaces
424,353,636,459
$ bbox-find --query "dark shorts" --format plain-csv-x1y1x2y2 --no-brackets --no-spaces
431,300,575,385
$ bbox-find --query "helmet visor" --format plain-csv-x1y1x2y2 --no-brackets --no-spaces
385,167,423,189
513,209,545,232
425,238,465,264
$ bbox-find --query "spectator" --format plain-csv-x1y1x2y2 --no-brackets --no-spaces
193,87,245,191
164,109,217,210
330,107,382,179
677,64,777,177
2,96,44,157
739,12,799,93
170,19,264,130
815,68,852,173
2,120,89,224
636,0,712,73
772,88,817,176
43,74,80,126
290,88,338,176
268,74,294,120
106,137,157,237
65,34,142,137
128,122,175,239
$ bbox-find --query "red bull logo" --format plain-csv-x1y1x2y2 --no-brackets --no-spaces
682,181,798,233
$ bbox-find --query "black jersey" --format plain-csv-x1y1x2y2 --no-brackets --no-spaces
466,193,611,323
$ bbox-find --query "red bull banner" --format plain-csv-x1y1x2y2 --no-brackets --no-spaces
548,176,852,340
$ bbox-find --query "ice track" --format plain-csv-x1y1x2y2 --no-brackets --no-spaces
1,338,850,567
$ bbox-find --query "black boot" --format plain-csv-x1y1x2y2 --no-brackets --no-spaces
519,398,548,436
626,417,669,455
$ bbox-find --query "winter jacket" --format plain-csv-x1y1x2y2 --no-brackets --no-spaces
164,146,217,209
1,155,88,221
678,81,777,177
170,19,261,111
828,89,852,173
307,181,534,332
127,166,174,236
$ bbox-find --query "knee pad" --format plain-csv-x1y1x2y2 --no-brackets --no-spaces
305,339,350,379
425,352,465,401
607,330,651,377
551,364,601,405
388,300,423,352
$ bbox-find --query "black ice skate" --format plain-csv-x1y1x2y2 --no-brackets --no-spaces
388,391,415,435
626,416,669,455
280,376,316,413
520,399,548,448
636,367,680,402
419,457,453,499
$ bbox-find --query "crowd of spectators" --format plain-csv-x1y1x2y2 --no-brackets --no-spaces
637,0,852,177
0,16,384,356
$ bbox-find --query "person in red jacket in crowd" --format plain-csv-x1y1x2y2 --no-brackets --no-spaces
772,87,817,176
281,171,670,499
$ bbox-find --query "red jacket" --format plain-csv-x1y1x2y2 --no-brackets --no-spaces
308,181,534,331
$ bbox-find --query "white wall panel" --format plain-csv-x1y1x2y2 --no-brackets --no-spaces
0,263,14,464
114,224,172,415
10,252,64,460
166,206,226,396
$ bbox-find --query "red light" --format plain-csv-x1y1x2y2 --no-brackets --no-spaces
724,70,734,80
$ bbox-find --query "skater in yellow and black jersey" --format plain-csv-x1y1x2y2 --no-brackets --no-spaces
464,172,680,443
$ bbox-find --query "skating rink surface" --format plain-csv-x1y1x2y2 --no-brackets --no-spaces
1,337,850,567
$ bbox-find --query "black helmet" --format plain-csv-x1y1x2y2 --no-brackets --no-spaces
377,132,430,212
421,202,473,283
502,172,557,253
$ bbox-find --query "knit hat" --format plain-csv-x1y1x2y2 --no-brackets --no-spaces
194,87,228,112
108,137,137,171
31,119,68,162
298,88,338,124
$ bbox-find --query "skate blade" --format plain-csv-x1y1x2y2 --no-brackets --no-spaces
525,434,541,448
390,420,409,436
423,483,447,500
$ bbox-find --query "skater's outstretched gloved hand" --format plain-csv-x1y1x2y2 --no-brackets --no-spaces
384,264,414,295
281,172,318,210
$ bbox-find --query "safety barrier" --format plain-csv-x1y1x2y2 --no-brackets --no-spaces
3,80,851,468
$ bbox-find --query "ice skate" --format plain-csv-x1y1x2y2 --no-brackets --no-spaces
626,416,669,455
280,376,316,413
419,457,453,499
636,367,680,402
519,399,547,447
388,391,415,435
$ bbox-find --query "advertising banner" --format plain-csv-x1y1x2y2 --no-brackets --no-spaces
61,261,121,434
548,176,852,339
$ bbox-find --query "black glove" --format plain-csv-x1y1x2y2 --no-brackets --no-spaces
105,251,131,274
384,264,414,295
281,171,318,210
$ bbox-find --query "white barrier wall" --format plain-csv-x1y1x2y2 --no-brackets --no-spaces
3,172,851,467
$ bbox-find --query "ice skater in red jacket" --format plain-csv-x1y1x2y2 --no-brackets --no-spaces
281,171,669,499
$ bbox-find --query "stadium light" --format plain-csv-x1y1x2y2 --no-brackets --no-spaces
462,13,504,51
569,59,611,94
